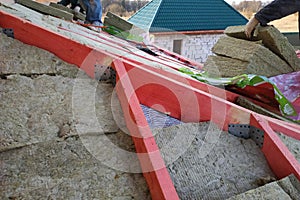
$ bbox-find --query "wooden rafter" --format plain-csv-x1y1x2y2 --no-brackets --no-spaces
1,10,299,199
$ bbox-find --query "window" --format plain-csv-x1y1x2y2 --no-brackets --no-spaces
173,39,182,55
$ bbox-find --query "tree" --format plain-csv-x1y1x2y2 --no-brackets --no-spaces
233,0,263,13
102,0,150,17
106,3,125,15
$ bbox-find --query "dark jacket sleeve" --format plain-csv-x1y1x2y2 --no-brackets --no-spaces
254,0,300,25
57,0,71,6
69,0,82,9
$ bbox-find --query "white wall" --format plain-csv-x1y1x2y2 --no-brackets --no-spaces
152,33,224,64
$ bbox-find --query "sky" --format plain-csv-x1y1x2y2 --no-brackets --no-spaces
224,0,271,5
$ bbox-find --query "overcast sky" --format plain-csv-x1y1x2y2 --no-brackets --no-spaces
224,0,271,5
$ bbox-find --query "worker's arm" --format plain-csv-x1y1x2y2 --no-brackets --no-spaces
57,0,71,6
245,0,300,38
255,0,300,26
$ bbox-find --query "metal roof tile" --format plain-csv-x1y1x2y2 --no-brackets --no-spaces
128,0,248,32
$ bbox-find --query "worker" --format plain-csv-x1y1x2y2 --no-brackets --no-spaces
245,0,300,38
58,0,103,32
57,0,84,14
82,0,103,31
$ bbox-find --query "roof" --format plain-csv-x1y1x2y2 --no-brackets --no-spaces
128,0,248,33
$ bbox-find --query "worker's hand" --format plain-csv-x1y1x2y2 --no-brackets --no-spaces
74,6,80,14
245,17,259,38
296,50,300,58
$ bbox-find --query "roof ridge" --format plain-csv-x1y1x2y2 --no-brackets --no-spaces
129,0,248,32
128,0,163,31
149,0,163,31
222,0,248,21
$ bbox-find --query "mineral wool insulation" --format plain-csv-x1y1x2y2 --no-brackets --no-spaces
153,122,276,200
0,27,277,199
0,31,150,199
1,8,295,198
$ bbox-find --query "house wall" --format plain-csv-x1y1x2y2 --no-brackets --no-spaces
152,33,224,64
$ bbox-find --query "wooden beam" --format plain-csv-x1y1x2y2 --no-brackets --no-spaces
104,11,133,31
266,116,300,140
251,114,300,181
104,11,145,35
236,96,289,122
16,0,73,21
1,10,299,195
119,60,252,128
113,59,180,200
0,11,179,199
0,11,90,70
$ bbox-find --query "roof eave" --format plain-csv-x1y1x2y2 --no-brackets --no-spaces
150,30,224,35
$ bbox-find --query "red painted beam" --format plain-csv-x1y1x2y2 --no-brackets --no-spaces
151,44,204,70
265,117,300,140
121,62,238,103
1,10,299,196
113,59,179,200
251,114,300,180
121,61,250,126
0,11,180,199
0,10,251,107
117,60,300,181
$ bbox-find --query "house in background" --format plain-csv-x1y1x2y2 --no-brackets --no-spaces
128,0,248,64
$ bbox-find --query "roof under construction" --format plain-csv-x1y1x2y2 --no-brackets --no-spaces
0,1,300,200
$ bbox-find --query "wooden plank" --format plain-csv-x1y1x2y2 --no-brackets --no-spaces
1,10,299,192
119,59,300,181
0,11,180,199
152,44,204,70
251,114,300,181
0,11,90,71
104,11,145,35
49,2,74,14
16,0,73,21
113,59,180,200
236,96,287,121
120,60,251,128
57,25,239,105
266,117,300,140
49,2,86,21
104,11,133,31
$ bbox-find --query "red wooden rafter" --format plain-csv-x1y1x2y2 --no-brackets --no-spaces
1,10,299,199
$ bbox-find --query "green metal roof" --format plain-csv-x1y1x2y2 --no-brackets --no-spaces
128,0,248,32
